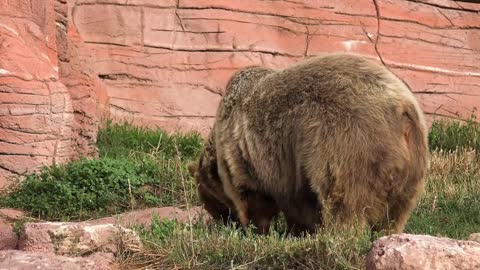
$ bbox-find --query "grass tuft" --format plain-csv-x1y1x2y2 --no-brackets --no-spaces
97,120,203,161
405,149,480,239
429,114,480,152
124,217,372,270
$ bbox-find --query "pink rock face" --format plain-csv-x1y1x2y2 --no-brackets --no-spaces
0,0,108,188
71,0,480,133
0,209,25,221
366,234,480,270
0,0,72,187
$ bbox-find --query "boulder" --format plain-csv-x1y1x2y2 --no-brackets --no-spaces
366,233,480,270
468,233,480,243
0,220,16,250
0,250,113,270
0,208,25,250
18,222,142,255
0,209,25,221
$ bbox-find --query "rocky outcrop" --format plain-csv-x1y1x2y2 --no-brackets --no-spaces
0,206,209,269
18,222,142,255
0,0,74,187
0,0,108,188
0,206,208,253
366,233,480,270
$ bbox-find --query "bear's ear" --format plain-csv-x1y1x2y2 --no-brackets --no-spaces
187,162,197,176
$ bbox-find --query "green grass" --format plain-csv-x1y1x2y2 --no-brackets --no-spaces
0,158,185,220
0,120,203,221
97,120,203,161
428,114,480,152
125,217,372,270
1,118,480,269
405,149,480,239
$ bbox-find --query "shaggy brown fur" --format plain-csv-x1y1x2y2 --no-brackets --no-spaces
189,53,428,235
188,127,238,224
189,66,282,234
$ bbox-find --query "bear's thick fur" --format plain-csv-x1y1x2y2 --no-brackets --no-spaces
189,53,428,235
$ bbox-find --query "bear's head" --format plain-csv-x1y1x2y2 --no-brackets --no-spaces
187,140,239,225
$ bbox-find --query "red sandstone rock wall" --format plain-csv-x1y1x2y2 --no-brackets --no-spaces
0,0,108,187
72,0,480,135
0,0,479,187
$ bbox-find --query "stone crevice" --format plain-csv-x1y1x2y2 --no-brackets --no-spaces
379,34,472,51
142,44,300,57
414,91,480,97
380,16,480,30
175,0,185,32
404,0,480,13
182,17,302,34
437,8,455,27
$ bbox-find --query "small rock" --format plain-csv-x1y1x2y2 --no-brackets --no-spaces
0,220,17,250
0,208,25,221
468,233,480,243
18,222,142,255
0,250,109,270
0,208,25,250
85,252,116,270
366,233,480,270
88,206,211,228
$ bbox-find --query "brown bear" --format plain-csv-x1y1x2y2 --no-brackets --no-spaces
188,53,428,236
188,66,332,235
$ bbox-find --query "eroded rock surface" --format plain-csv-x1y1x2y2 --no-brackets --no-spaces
0,221,16,251
0,0,108,188
71,0,480,133
0,206,208,269
0,209,24,250
18,222,142,255
0,250,112,270
366,233,480,270
468,233,480,243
